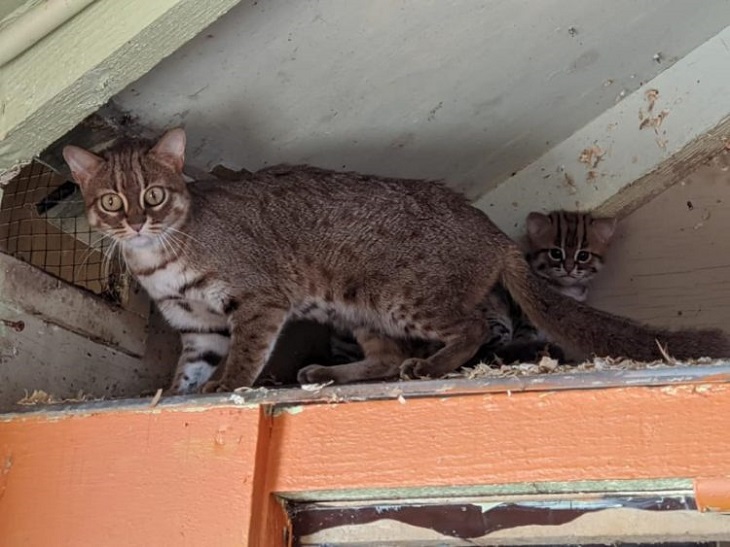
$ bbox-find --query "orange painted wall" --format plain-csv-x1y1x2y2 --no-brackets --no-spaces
0,406,268,546
1,383,730,546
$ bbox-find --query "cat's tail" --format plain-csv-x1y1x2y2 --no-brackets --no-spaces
500,248,730,361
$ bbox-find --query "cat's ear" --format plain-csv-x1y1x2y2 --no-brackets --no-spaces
591,217,617,244
149,128,186,174
526,212,552,241
62,145,105,188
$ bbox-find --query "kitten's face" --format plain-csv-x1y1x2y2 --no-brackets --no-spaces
525,210,616,287
63,129,190,249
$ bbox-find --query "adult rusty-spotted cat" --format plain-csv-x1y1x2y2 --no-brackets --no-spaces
63,129,730,394
329,210,616,367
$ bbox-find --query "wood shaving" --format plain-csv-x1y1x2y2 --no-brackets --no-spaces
538,356,559,372
638,89,670,144
16,389,98,406
645,89,659,112
655,340,678,365
300,380,334,392
233,385,257,393
445,355,717,381
639,109,669,131
149,388,163,408
578,145,605,169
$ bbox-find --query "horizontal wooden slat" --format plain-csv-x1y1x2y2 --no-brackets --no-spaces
268,383,730,496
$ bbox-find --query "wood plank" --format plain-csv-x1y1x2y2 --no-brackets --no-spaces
472,26,730,238
589,154,730,332
0,302,169,410
0,0,241,176
7,362,730,417
0,251,147,356
0,405,266,546
268,383,730,496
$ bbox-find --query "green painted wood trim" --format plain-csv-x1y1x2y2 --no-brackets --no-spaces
0,0,242,176
277,478,694,503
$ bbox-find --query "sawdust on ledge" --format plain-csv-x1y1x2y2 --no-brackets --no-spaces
444,355,718,380
16,389,101,406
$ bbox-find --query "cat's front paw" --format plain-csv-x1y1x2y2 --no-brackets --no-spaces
399,358,434,380
201,380,230,394
297,364,336,385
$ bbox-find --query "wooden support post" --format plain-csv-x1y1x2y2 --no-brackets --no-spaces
0,404,269,545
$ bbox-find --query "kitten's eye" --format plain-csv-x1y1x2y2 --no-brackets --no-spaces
576,250,591,262
100,193,123,212
548,248,564,261
144,187,166,207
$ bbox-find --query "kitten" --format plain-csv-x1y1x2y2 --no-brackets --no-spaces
330,210,616,367
62,129,730,393
525,210,615,303
479,210,616,363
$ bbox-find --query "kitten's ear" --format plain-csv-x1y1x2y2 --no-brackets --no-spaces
591,217,617,244
526,212,552,241
62,145,105,188
149,128,186,174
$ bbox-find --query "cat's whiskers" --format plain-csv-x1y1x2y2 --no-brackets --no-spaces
160,229,193,262
100,238,125,285
73,232,114,282
156,232,178,264
166,225,204,246
162,230,194,266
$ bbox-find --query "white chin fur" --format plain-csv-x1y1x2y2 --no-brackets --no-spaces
123,234,155,248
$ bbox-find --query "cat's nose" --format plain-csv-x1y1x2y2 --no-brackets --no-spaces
128,221,145,232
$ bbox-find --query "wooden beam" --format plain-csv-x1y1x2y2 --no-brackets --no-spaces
473,26,730,238
0,252,147,356
268,383,730,496
0,0,242,177
3,373,730,543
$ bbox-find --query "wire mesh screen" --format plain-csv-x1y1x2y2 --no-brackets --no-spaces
0,161,126,303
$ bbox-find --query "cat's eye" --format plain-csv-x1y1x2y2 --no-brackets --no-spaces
548,248,564,261
100,193,123,212
144,187,166,207
576,250,591,262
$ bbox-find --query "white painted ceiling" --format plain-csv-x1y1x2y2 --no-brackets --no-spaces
114,0,730,200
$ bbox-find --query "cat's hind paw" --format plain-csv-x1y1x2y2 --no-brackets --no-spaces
399,358,434,380
297,364,336,385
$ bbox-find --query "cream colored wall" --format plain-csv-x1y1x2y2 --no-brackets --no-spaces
589,151,730,331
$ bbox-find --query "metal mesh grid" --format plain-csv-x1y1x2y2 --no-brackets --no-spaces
0,161,125,303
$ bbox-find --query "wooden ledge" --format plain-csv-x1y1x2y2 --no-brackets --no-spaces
5,361,730,418
2,363,730,545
